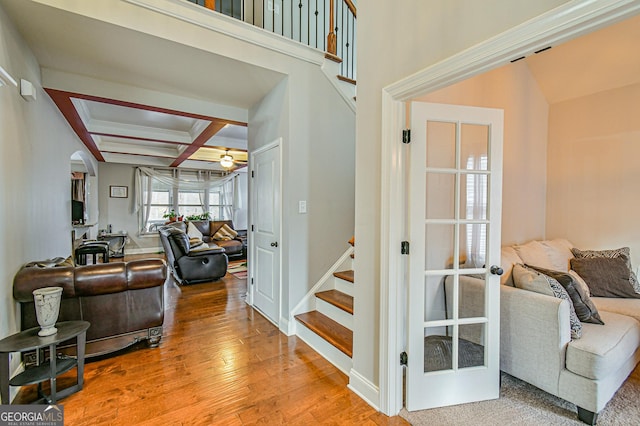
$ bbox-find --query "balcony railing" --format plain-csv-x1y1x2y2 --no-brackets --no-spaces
186,0,356,82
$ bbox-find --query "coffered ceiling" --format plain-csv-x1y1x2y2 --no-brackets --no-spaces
0,0,286,171
46,89,249,171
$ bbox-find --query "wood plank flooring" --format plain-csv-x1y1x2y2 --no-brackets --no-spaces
13,254,408,425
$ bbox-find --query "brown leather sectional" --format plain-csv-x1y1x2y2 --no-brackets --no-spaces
13,258,167,358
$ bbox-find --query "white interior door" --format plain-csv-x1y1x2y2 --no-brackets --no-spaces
406,102,503,410
251,142,281,325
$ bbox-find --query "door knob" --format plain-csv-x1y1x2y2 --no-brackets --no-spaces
271,242,278,247
490,265,504,276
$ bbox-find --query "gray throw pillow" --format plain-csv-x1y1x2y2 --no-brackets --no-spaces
571,247,640,293
513,264,582,339
526,264,604,325
570,257,640,299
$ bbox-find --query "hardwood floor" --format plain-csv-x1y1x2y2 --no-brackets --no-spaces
14,254,408,425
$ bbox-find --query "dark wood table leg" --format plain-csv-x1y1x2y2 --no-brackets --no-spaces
49,343,57,403
77,331,86,389
0,352,9,404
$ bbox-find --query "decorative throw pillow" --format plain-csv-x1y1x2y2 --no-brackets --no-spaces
187,221,204,240
213,224,238,241
570,257,640,299
526,264,604,325
513,264,582,339
571,247,640,293
189,237,204,248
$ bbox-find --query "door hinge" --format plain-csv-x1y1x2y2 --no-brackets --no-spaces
251,224,254,232
401,241,410,255
402,129,411,144
251,278,254,285
400,351,408,366
251,170,255,178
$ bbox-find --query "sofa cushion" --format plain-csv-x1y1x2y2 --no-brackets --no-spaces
512,264,582,339
500,247,522,286
187,221,204,240
527,265,604,325
566,311,640,380
513,239,574,273
571,246,640,293
541,239,574,271
570,257,640,299
592,297,640,323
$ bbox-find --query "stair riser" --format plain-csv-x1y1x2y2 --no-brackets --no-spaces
316,298,353,330
296,321,352,374
335,277,354,296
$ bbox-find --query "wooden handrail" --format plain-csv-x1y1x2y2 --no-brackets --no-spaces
343,0,356,18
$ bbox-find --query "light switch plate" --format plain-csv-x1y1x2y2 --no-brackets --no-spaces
299,200,307,214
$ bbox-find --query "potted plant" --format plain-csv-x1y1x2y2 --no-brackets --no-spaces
163,209,178,223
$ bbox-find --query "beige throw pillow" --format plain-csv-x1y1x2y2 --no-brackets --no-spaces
213,224,238,241
513,264,582,339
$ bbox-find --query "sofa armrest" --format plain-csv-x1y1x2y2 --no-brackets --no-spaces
187,246,225,257
500,285,571,396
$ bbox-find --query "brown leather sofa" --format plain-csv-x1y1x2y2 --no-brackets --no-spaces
189,220,246,258
13,258,166,358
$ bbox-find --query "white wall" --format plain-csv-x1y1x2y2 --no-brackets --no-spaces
250,66,356,325
420,61,550,245
354,0,570,407
546,82,640,267
0,3,93,385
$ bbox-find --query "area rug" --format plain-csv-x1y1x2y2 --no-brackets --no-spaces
228,260,247,279
400,364,640,425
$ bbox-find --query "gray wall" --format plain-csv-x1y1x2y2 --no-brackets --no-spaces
0,4,95,356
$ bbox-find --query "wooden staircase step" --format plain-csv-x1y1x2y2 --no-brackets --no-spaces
348,236,355,246
295,311,353,357
334,270,354,283
337,75,356,85
316,290,354,315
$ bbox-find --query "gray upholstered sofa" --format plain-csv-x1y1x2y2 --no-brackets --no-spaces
454,239,640,425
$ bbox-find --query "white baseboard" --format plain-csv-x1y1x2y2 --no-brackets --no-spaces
348,368,380,411
125,247,164,255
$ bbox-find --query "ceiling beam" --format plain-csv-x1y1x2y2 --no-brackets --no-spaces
170,121,227,167
45,88,105,161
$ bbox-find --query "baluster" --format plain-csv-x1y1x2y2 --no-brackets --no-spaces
327,0,336,55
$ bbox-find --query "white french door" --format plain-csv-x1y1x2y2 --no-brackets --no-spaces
406,102,503,410
250,141,281,325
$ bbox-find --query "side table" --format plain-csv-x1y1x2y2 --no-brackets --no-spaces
98,232,128,258
0,321,90,404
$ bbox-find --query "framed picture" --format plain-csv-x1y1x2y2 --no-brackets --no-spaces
110,185,128,198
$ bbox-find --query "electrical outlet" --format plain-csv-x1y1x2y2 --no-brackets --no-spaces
298,200,307,214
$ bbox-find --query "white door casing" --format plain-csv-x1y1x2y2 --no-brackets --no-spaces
250,140,282,325
406,102,503,410
378,1,640,416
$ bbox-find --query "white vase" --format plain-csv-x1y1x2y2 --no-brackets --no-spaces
32,287,63,337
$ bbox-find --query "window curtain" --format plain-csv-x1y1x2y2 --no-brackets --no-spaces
132,167,237,232
464,155,488,268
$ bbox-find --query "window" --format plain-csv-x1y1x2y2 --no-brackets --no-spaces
136,167,235,234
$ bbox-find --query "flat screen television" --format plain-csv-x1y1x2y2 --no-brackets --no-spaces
72,200,84,224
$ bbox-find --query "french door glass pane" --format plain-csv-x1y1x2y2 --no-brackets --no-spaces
425,224,455,270
426,121,456,168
